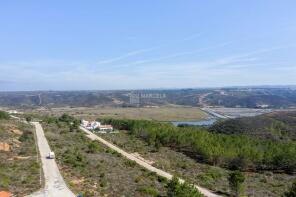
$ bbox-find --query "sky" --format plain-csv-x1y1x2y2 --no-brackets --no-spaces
0,1,296,91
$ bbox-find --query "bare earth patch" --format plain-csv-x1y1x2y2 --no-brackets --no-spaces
0,142,10,151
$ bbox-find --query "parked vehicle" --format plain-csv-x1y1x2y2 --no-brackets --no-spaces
47,151,55,159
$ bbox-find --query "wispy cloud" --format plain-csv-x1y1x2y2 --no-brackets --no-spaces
127,42,230,66
96,46,159,65
96,32,203,65
205,45,294,70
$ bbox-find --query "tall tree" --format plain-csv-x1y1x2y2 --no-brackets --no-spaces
228,170,245,197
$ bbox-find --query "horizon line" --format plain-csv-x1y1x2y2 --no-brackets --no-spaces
0,84,296,93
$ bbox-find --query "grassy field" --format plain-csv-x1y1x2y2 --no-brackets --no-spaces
43,121,168,197
98,131,296,197
34,106,209,121
0,120,40,196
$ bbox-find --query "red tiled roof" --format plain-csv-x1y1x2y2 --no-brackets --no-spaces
99,125,113,128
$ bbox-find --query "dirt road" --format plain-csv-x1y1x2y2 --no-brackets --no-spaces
27,122,76,197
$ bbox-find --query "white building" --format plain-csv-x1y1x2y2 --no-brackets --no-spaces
7,110,22,114
81,120,89,127
97,124,113,132
81,120,113,132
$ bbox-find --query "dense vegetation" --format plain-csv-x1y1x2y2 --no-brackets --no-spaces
99,129,296,196
102,118,296,173
210,111,296,141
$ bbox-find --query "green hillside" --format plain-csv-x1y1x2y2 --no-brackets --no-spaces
209,111,296,141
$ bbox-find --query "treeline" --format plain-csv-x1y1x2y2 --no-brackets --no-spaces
102,118,296,173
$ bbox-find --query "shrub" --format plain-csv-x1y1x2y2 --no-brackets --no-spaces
87,141,101,153
157,176,168,183
228,170,245,197
19,130,32,142
58,113,75,123
25,116,32,122
166,176,202,197
124,160,137,168
283,181,296,197
137,186,160,196
81,190,95,197
100,179,107,187
0,111,9,120
43,116,58,124
134,176,141,183
62,149,88,169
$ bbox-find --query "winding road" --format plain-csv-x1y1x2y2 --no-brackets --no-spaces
27,122,76,197
80,126,221,197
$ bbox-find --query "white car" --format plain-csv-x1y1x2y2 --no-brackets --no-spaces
47,151,55,159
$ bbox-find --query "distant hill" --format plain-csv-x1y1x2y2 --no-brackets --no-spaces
0,89,205,108
209,111,296,141
0,91,129,108
0,87,296,108
204,88,296,108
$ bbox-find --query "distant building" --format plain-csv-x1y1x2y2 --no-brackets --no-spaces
81,120,113,132
129,93,140,105
81,120,89,127
81,120,101,130
7,110,19,114
256,104,269,108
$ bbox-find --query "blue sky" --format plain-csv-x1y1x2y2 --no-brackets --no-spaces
0,1,296,91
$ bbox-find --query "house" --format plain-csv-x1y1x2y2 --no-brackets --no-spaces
7,110,18,114
96,124,113,132
88,121,101,130
81,120,100,130
81,120,89,127
81,120,113,132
